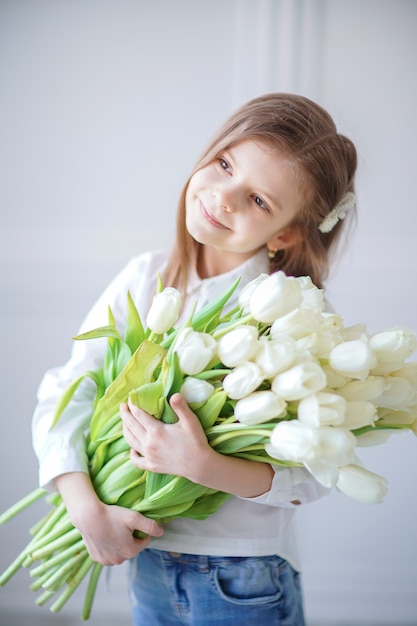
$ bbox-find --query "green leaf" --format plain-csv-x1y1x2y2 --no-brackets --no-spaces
51,372,99,429
73,325,122,342
124,291,145,352
191,278,240,332
194,390,227,430
89,340,166,442
129,381,164,417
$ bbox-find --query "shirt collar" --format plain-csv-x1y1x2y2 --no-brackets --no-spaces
186,247,270,308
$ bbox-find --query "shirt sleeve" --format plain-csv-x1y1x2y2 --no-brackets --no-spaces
238,465,330,508
32,251,166,491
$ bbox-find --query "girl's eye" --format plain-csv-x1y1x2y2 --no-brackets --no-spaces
219,158,231,173
253,195,270,212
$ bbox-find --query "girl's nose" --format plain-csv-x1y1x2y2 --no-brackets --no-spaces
212,185,235,213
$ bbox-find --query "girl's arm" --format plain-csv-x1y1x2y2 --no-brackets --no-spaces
121,393,275,498
55,472,164,565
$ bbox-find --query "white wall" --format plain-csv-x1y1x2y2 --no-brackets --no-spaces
1,1,416,624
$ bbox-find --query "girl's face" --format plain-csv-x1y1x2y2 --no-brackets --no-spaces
185,139,304,277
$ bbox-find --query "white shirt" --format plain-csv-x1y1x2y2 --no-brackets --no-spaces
32,248,328,571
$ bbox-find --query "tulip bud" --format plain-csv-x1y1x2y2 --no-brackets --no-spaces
254,336,296,378
376,376,417,411
296,276,325,311
146,287,181,334
267,419,319,462
180,377,215,404
235,390,287,425
174,327,217,375
249,271,302,323
270,307,321,341
238,274,269,313
355,431,392,447
337,376,386,402
329,339,376,380
392,362,417,388
370,327,417,374
377,407,417,427
271,361,327,401
217,325,259,367
336,465,388,504
222,362,264,400
298,392,346,427
341,400,377,430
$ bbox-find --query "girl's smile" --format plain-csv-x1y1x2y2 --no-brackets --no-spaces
185,139,303,277
200,200,231,230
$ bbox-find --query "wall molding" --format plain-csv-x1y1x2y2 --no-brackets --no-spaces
231,0,325,105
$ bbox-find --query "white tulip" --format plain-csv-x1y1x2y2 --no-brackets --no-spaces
255,336,296,378
267,420,319,463
337,376,386,402
376,407,417,427
321,364,348,389
295,330,341,359
238,273,269,313
249,271,302,323
329,339,376,380
341,401,377,430
370,327,417,374
392,362,417,388
235,390,287,425
222,362,264,400
180,377,215,404
355,431,393,447
376,376,417,411
336,464,388,504
267,420,356,488
174,327,217,375
314,426,357,467
296,275,325,311
271,361,327,401
146,287,181,334
305,427,357,487
270,307,321,341
340,323,369,342
298,392,346,427
217,325,259,367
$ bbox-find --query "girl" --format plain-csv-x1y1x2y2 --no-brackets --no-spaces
32,93,357,625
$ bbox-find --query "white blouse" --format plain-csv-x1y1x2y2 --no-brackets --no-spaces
32,247,328,571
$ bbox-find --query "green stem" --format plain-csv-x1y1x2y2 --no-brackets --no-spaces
42,551,88,592
0,488,47,525
29,539,86,577
81,562,104,620
193,369,231,380
49,555,93,614
352,423,413,436
30,527,82,560
35,588,56,606
0,550,28,586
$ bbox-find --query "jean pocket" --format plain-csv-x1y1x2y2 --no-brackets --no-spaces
212,556,284,606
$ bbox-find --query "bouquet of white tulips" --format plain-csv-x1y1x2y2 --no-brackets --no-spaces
1,271,417,619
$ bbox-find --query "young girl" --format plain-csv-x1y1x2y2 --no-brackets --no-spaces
32,93,357,625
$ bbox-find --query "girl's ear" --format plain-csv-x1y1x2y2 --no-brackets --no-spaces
267,226,303,253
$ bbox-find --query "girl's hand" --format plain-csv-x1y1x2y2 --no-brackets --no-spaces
55,472,164,566
120,393,211,481
121,393,275,498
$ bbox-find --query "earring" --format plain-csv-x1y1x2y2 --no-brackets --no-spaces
268,247,277,259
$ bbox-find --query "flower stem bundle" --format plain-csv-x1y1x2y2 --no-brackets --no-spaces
1,271,417,618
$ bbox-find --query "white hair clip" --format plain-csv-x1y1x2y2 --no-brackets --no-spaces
318,191,356,233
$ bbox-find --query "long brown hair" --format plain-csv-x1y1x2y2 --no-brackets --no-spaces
163,93,357,293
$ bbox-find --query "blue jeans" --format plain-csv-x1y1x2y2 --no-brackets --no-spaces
127,549,305,625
